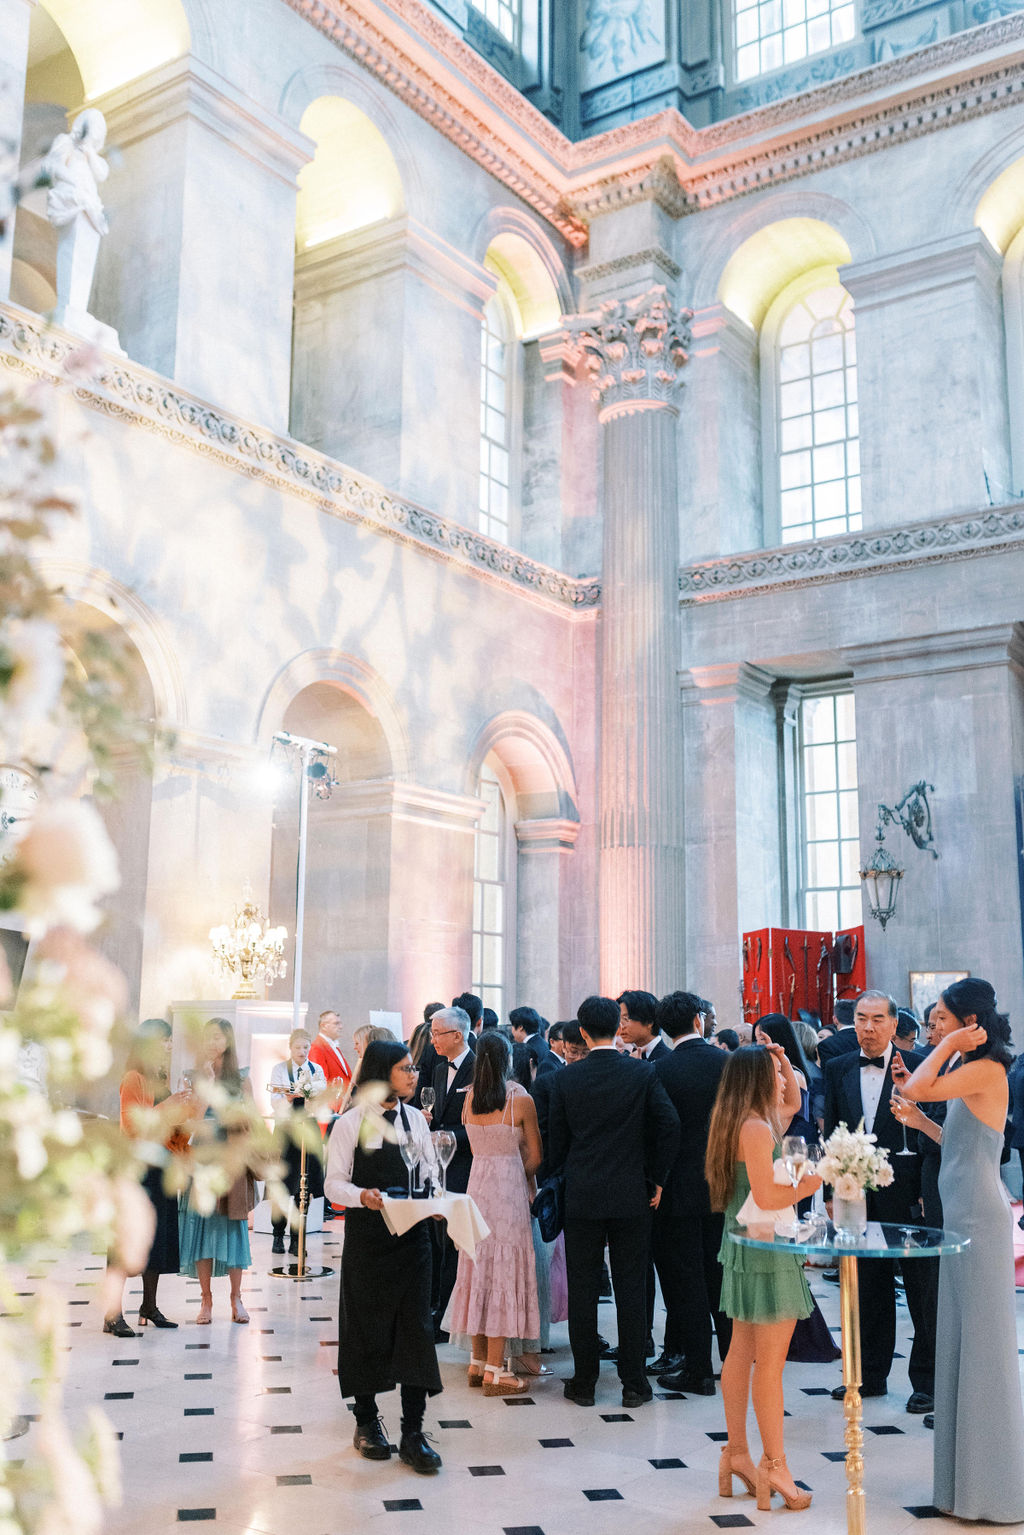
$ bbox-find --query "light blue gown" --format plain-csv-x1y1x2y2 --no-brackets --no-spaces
933,1098,1024,1521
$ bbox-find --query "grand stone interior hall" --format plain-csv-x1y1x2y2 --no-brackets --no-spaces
3,0,1024,1530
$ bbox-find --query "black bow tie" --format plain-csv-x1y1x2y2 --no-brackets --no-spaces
382,1108,398,1123
859,1056,886,1069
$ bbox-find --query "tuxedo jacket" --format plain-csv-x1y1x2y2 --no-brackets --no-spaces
823,1046,926,1220
653,1039,727,1219
530,1063,560,1183
430,1053,475,1193
546,1049,680,1221
817,1027,861,1067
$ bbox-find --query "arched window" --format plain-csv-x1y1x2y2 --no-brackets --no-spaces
472,759,512,1018
472,0,520,45
479,291,516,545
734,0,855,82
771,280,860,544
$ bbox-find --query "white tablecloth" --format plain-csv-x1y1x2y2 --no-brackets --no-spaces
379,1192,490,1259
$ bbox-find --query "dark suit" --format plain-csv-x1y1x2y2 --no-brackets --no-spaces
652,1038,731,1377
530,1064,559,1183
641,1038,670,1062
428,1050,474,1329
547,1048,680,1394
816,1027,861,1067
823,1046,937,1394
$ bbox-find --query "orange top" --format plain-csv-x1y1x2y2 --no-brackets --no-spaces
119,1070,189,1155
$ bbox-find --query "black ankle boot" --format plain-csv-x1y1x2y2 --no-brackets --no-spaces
399,1430,441,1473
353,1418,391,1460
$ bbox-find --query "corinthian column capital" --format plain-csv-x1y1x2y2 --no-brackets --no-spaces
566,286,693,422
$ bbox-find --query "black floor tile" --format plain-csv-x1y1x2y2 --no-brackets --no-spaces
383,1499,422,1511
179,1453,213,1463
504,1528,545,1534
270,1425,302,1434
185,1344,210,1350
177,1512,215,1523
184,1408,214,1417
600,1413,632,1423
112,1359,139,1366
650,1457,686,1469
905,1508,945,1519
821,1451,847,1461
867,1425,904,1435
265,1387,291,1394
438,1420,471,1429
706,1430,729,1442
583,1490,622,1501
261,1356,282,1362
657,1391,686,1400
276,1474,312,1486
184,1374,212,1381
104,1392,133,1400
469,1465,505,1476
801,1387,831,1395
710,1517,755,1529
539,1438,574,1448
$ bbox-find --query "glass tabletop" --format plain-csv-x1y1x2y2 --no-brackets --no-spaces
730,1219,969,1258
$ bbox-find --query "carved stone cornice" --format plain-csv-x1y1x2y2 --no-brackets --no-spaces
514,817,581,851
565,287,692,421
678,504,1024,603
0,302,600,613
575,247,683,288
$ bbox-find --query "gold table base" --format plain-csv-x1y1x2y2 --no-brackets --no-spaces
269,1137,334,1282
839,1253,866,1535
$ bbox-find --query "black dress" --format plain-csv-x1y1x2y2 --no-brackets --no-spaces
337,1105,442,1400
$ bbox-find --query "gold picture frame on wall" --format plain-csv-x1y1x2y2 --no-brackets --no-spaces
909,970,970,1018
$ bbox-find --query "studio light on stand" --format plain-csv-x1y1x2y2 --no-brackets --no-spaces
266,729,338,1282
859,781,938,930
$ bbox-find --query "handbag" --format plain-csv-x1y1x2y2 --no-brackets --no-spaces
531,1173,565,1242
735,1190,796,1234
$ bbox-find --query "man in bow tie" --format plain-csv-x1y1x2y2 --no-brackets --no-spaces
822,990,937,1413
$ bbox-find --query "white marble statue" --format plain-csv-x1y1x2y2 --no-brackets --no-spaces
42,108,121,350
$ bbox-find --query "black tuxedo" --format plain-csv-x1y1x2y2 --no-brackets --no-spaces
415,1032,474,1108
642,1038,670,1062
548,1049,680,1394
816,1027,861,1067
823,1046,937,1394
651,1039,731,1376
428,1050,474,1331
530,1066,558,1183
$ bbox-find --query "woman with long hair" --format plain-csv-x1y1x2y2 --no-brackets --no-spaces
706,1043,821,1512
754,1015,818,1144
105,1018,194,1335
178,1018,255,1325
323,1038,443,1474
444,1030,543,1395
900,978,1024,1522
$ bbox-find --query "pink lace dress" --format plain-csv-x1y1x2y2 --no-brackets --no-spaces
444,1088,540,1348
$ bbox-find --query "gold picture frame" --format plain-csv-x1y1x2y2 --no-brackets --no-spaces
909,970,969,1018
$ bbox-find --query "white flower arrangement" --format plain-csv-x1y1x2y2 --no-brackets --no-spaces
818,1120,895,1195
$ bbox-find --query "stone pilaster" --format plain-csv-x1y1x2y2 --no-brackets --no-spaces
0,0,34,303
568,287,691,995
515,816,580,1017
682,303,761,561
842,230,1010,525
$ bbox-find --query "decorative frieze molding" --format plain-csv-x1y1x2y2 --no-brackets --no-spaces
287,0,1024,236
0,302,600,613
565,287,692,420
515,817,581,851
679,504,1024,603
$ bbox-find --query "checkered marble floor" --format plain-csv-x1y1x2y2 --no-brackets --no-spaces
7,1227,1024,1535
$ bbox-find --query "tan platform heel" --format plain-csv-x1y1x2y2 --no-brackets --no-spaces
756,1454,812,1511
719,1443,757,1497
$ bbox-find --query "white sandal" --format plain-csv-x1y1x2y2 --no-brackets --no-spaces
468,1356,487,1387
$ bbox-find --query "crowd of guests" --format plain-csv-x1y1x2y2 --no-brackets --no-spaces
109,979,1024,1519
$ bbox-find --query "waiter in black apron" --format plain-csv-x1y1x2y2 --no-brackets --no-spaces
324,1038,443,1473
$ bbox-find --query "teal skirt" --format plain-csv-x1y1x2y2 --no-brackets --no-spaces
178,1199,251,1278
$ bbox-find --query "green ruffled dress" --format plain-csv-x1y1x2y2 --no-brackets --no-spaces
718,1161,813,1324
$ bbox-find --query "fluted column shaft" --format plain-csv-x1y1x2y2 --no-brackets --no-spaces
569,289,691,995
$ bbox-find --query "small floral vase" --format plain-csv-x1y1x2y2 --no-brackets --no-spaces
833,1192,868,1240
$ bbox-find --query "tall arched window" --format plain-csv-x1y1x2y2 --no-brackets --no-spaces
472,0,520,45
734,0,855,82
772,280,860,544
479,292,515,544
472,760,512,1018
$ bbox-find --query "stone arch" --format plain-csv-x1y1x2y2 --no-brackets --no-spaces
474,207,574,335
278,63,426,226
691,191,876,320
466,709,579,822
255,649,410,780
956,133,1024,254
33,0,189,99
36,558,188,729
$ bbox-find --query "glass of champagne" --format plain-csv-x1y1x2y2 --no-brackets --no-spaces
433,1130,456,1196
782,1135,809,1188
399,1136,419,1199
420,1086,435,1118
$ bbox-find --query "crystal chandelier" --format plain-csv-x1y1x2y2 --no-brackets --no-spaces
209,886,288,999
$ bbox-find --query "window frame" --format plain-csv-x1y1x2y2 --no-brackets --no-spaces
728,0,858,86
794,681,862,934
471,754,517,1019
478,282,523,549
470,0,523,49
760,266,860,549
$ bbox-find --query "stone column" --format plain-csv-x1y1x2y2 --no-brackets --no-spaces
569,288,691,995
842,230,1010,524
0,0,35,302
515,817,580,1017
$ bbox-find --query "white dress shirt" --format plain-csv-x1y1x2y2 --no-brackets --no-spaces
858,1042,893,1133
324,1101,433,1207
447,1047,471,1078
268,1058,327,1120
671,1032,702,1049
636,1036,666,1058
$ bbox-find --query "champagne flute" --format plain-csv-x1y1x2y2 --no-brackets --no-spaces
399,1137,419,1200
420,1086,435,1119
781,1135,809,1188
434,1130,456,1195
892,1087,916,1156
